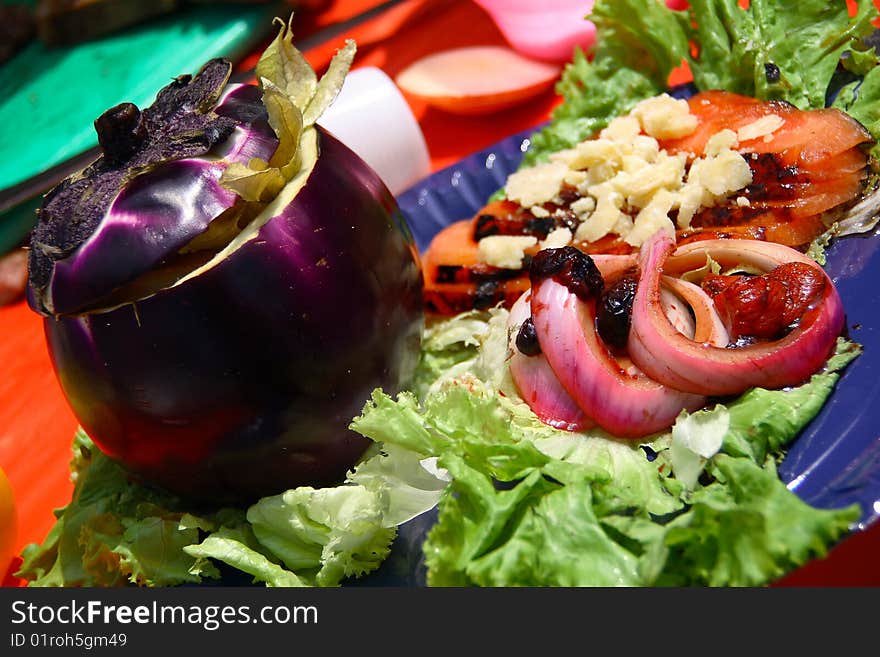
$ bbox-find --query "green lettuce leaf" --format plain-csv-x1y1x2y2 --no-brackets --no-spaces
244,486,395,587
523,0,687,167
683,0,877,108
634,455,859,587
17,430,219,587
17,429,446,587
425,456,642,587
521,0,880,168
833,63,880,160
723,338,862,463
361,311,862,587
183,526,306,587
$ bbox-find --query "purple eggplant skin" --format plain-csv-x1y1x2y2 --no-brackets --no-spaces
35,82,279,317
39,127,424,504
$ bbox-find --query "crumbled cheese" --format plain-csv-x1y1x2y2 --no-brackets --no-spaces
560,138,625,170
704,129,738,156
632,135,661,162
599,115,642,143
613,214,635,237
625,189,677,247
574,187,624,242
631,93,699,140
477,91,759,259
698,149,753,197
563,169,589,187
478,235,538,269
737,114,785,143
539,227,573,250
624,152,688,208
676,181,707,229
676,148,752,227
570,196,596,217
505,161,568,207
530,205,551,218
736,195,751,207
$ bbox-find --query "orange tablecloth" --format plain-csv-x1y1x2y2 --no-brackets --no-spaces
1,0,879,587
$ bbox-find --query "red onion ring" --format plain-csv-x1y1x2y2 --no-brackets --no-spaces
531,276,706,438
660,275,730,346
508,290,593,431
628,232,845,396
590,253,638,279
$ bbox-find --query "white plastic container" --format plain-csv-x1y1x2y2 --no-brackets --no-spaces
318,67,431,196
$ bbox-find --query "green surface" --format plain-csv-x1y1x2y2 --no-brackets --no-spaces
0,0,280,252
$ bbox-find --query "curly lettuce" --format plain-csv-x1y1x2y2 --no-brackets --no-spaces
524,0,880,166
350,315,861,587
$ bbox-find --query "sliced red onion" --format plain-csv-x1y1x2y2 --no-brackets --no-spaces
531,276,706,438
628,232,845,396
591,253,638,279
507,290,593,431
660,285,696,339
660,275,730,346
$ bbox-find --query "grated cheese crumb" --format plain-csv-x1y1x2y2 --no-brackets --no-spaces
625,189,677,246
704,129,738,156
599,115,642,143
737,114,785,143
505,161,568,207
530,205,550,218
478,235,538,269
570,196,596,217
539,227,574,250
575,187,624,242
478,92,761,258
631,93,699,140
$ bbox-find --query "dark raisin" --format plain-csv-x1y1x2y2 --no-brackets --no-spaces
640,444,658,462
515,317,542,356
529,247,570,279
596,272,638,349
435,265,460,284
529,246,603,300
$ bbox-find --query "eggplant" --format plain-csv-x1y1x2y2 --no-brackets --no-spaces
26,20,424,503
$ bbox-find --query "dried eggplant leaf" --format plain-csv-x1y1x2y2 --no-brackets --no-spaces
261,77,304,174
303,39,357,126
220,161,286,203
255,15,317,113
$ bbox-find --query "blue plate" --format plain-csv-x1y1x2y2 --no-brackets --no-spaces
372,127,880,585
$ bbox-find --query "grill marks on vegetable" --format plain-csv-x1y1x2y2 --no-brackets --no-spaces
28,59,240,308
